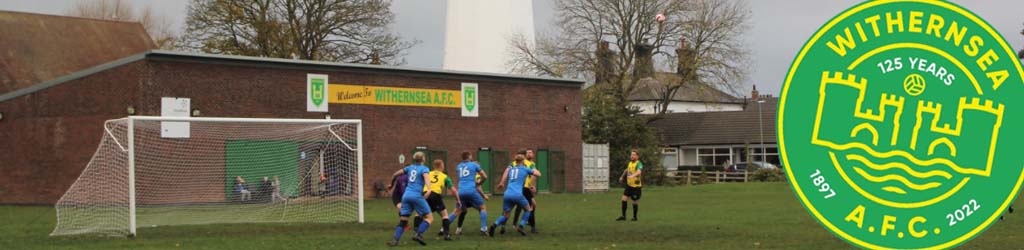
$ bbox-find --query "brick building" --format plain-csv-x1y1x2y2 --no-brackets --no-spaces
0,49,584,204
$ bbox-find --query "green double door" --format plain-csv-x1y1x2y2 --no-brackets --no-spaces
475,148,495,193
534,150,551,192
477,148,516,194
477,148,553,193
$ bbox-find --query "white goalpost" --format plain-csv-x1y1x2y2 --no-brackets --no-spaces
51,116,364,237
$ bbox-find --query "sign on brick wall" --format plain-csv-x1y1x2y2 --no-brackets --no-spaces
306,74,329,112
160,97,190,138
329,84,461,108
461,83,478,117
318,79,482,117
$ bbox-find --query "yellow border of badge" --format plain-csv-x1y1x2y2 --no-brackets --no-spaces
779,0,1024,249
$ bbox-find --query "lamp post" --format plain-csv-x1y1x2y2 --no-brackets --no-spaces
758,99,766,165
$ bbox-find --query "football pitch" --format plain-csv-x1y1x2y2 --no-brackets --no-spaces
3,182,1022,249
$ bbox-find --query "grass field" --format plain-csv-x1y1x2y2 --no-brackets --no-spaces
3,182,1023,249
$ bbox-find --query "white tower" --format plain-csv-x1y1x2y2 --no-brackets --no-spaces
443,0,535,74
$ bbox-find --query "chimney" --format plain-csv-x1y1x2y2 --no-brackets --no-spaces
370,50,382,65
751,84,760,101
633,43,655,79
595,41,615,84
676,38,696,81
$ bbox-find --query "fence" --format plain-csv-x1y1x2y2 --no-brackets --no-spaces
665,170,750,185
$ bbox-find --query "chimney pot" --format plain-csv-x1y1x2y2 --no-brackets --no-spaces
371,51,381,65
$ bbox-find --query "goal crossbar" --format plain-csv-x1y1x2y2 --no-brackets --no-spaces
128,116,362,124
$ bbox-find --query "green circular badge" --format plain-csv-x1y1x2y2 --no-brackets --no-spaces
779,0,1024,249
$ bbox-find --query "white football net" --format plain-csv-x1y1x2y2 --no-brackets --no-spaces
51,117,363,236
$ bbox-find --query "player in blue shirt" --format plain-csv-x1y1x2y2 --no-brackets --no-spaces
448,151,489,236
387,152,434,246
488,151,541,237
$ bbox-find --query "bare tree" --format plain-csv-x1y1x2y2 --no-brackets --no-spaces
655,0,749,116
66,0,178,49
508,0,750,116
180,0,415,65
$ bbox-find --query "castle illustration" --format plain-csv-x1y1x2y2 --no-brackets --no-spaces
811,71,1004,177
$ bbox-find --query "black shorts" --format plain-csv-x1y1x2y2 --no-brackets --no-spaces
624,186,642,201
426,193,446,212
523,188,535,200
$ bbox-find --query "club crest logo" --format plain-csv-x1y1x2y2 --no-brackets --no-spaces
310,78,326,106
307,74,329,112
461,83,479,117
464,86,476,112
779,1,1024,249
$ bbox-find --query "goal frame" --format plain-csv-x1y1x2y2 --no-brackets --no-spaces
123,116,364,236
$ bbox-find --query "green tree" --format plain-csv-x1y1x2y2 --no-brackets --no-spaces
180,0,414,64
583,83,664,186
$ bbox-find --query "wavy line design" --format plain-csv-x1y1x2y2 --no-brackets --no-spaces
814,140,990,177
830,151,971,208
852,167,942,190
846,154,953,179
882,186,907,194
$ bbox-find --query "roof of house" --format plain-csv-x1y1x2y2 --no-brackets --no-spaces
627,73,742,104
647,97,777,146
0,10,155,93
0,50,586,102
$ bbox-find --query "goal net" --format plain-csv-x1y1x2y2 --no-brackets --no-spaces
51,116,363,236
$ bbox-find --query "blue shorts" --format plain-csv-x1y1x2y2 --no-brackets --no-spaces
458,192,485,209
399,195,431,217
503,195,529,212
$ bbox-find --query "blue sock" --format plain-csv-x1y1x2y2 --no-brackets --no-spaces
480,211,489,230
449,212,457,221
520,211,532,226
494,215,507,226
393,221,408,241
416,221,430,235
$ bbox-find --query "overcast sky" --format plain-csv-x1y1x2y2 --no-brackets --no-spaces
1,0,1021,96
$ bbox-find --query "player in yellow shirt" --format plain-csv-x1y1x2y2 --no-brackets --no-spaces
617,149,643,221
425,159,461,240
515,149,540,233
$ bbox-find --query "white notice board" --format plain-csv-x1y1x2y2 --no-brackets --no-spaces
161,97,190,138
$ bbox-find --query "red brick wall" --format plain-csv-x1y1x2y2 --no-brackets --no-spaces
0,61,145,204
0,57,583,205
140,60,584,198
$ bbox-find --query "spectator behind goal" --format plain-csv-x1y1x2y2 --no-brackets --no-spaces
234,176,251,202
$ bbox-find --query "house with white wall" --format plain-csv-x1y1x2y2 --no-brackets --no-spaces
646,86,778,170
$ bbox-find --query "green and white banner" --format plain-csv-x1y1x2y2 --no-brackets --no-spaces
307,74,329,112
461,82,479,117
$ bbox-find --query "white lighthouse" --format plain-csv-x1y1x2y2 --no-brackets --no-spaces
443,0,535,74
